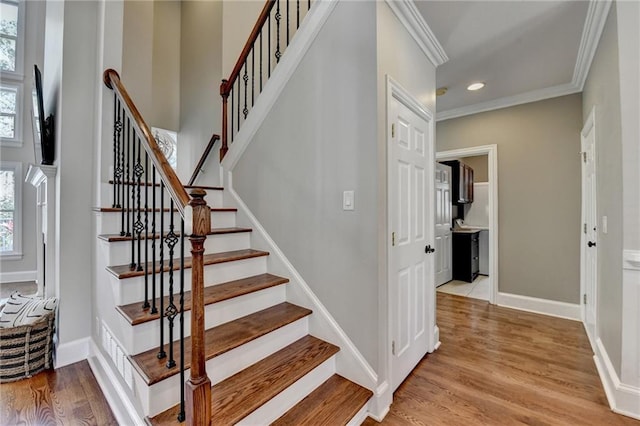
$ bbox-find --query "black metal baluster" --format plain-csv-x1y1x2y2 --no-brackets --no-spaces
134,137,144,271
112,97,119,208
157,182,166,360
308,0,310,10
143,153,150,310
243,61,249,119
119,117,127,236
268,12,271,77
129,128,136,269
286,0,289,44
151,167,158,315
297,0,300,29
275,0,281,63
115,101,122,210
251,47,255,107
178,218,185,422
231,87,234,143
237,79,241,132
260,30,263,91
165,200,178,369
125,117,131,238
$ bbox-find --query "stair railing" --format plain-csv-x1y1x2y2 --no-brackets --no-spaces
103,69,211,425
220,0,313,161
187,133,220,186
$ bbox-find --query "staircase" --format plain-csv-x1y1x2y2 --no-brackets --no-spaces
97,1,374,421
96,182,372,424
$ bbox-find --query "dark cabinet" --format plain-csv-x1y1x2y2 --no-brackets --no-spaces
452,231,480,283
440,160,474,204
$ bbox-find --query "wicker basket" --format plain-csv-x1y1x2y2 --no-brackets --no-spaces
0,312,55,383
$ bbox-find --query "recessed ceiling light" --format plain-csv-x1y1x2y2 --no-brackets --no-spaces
467,82,485,91
436,87,448,96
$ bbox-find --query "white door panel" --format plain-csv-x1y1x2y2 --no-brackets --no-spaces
390,96,434,392
435,163,453,286
581,113,597,348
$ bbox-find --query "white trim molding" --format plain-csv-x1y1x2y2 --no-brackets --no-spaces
55,337,91,368
497,292,581,321
0,269,35,284
594,338,640,420
436,144,499,305
436,0,612,122
384,0,448,67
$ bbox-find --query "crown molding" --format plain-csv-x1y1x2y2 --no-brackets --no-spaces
436,82,580,122
384,0,448,67
573,0,613,90
436,0,612,122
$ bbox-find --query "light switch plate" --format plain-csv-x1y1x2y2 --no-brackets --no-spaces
602,216,608,234
343,191,354,211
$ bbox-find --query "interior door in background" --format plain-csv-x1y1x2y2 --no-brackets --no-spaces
435,163,452,286
389,96,434,392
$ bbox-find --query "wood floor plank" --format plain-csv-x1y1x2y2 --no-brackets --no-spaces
106,248,268,279
362,293,639,426
0,361,117,426
117,273,289,325
272,374,372,426
130,302,312,385
149,335,339,426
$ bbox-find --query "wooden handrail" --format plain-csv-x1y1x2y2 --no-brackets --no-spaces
187,133,220,186
103,69,190,215
220,0,276,96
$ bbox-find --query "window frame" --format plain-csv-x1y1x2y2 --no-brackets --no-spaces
0,161,23,260
0,0,25,79
0,81,23,146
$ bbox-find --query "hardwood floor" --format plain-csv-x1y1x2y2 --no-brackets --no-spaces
364,293,639,425
0,360,117,425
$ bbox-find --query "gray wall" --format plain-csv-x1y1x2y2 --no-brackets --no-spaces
0,1,46,280
178,1,222,184
582,4,623,376
455,155,488,183
437,94,583,304
234,1,380,368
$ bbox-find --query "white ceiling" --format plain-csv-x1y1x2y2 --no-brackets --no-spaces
414,1,591,119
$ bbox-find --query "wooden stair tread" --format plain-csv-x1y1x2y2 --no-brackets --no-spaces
106,249,268,279
97,227,252,242
117,273,289,325
149,335,339,425
272,374,373,426
94,206,236,213
108,180,224,191
131,302,312,385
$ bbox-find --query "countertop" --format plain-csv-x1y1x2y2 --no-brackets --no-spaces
452,227,487,234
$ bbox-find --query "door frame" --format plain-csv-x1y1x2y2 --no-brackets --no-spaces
385,76,437,395
436,145,499,304
580,106,598,348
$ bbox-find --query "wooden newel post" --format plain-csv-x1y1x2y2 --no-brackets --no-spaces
185,188,211,425
220,79,229,162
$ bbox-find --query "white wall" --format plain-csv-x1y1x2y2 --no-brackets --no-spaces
233,1,380,368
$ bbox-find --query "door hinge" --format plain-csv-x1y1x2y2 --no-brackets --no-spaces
583,152,587,163
392,232,396,247
584,223,587,234
583,294,587,304
391,123,395,138
392,340,395,355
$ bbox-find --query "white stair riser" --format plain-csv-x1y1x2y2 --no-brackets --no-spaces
237,356,336,425
101,232,251,266
134,318,310,417
121,284,287,355
96,210,236,235
101,182,224,207
110,256,268,306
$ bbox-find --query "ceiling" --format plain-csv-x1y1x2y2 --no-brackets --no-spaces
414,1,591,120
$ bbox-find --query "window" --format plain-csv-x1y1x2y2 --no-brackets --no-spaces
0,0,24,146
0,161,22,258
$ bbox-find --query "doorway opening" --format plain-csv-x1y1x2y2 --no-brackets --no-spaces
436,145,498,304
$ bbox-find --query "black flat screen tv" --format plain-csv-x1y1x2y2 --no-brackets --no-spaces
32,64,54,165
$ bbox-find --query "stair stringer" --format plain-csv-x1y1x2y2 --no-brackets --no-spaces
223,170,387,419
220,0,339,172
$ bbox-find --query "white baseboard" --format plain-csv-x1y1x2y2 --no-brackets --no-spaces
88,340,145,425
497,292,581,321
0,270,37,284
367,380,391,422
594,338,640,420
55,337,91,368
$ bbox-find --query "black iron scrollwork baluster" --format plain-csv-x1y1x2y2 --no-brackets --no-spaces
243,61,249,119
143,153,150,310
177,218,185,422
151,166,158,315
157,182,166,360
275,0,281,63
260,30,263,92
286,0,289,44
125,118,132,238
297,0,300,29
112,98,122,209
134,137,144,271
165,200,179,369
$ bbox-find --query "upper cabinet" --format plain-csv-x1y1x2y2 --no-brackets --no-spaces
440,160,474,204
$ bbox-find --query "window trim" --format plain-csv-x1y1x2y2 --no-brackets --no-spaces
0,0,25,79
0,81,23,146
0,161,23,260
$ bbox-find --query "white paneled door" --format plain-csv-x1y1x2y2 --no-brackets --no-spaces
581,110,598,348
435,163,452,286
389,94,435,392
